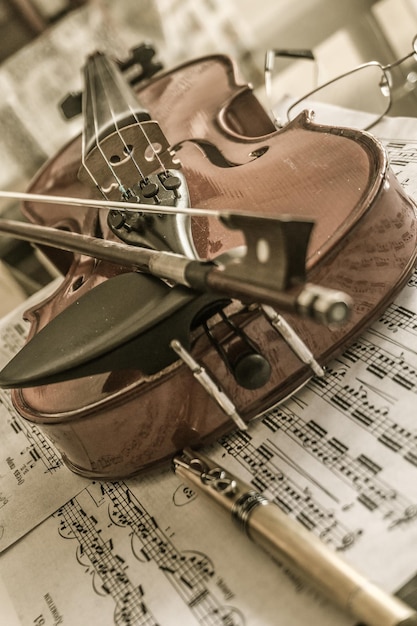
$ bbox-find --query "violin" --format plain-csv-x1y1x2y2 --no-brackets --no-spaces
0,45,416,479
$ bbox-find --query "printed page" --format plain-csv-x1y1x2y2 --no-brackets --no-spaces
0,283,90,551
0,116,417,624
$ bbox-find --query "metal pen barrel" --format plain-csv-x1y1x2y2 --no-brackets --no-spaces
173,450,417,626
246,500,416,626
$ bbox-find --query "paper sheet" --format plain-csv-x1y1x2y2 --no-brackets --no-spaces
1,115,417,624
0,283,89,551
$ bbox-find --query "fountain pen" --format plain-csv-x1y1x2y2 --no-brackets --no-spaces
173,448,417,626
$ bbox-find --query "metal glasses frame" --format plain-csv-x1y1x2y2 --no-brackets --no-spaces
265,35,417,130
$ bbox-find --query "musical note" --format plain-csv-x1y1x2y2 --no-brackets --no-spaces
4,120,417,625
220,430,358,549
384,139,417,196
307,368,417,463
54,496,158,624
378,304,417,335
2,399,63,474
51,483,245,625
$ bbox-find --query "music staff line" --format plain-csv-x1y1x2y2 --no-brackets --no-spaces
219,431,357,550
385,140,417,168
384,139,417,194
378,303,417,337
0,389,62,474
54,483,244,626
308,363,417,470
342,335,417,395
56,496,157,626
261,406,416,527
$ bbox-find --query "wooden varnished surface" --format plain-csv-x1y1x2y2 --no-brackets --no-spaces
10,55,417,478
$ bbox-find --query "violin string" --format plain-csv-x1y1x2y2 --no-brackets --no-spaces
127,102,167,174
96,58,147,183
0,189,223,218
110,55,167,176
81,148,107,200
80,66,108,200
87,59,126,195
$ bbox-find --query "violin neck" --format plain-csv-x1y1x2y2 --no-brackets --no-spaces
78,51,181,201
82,52,150,154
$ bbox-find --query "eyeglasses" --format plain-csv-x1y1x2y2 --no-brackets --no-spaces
265,35,417,130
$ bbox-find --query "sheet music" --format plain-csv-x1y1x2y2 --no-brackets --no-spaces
1,115,417,624
0,283,89,551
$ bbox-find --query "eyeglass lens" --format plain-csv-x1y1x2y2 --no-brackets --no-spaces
284,64,391,130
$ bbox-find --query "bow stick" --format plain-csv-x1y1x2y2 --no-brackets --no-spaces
0,189,351,325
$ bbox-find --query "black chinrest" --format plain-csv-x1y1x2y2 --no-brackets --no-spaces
0,271,228,388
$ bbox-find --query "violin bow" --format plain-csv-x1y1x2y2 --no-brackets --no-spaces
0,189,351,326
0,50,352,326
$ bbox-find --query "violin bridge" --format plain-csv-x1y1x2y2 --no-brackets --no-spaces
79,120,181,199
77,51,181,200
170,339,248,431
261,305,324,377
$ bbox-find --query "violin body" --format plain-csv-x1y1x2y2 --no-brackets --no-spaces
7,54,417,478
